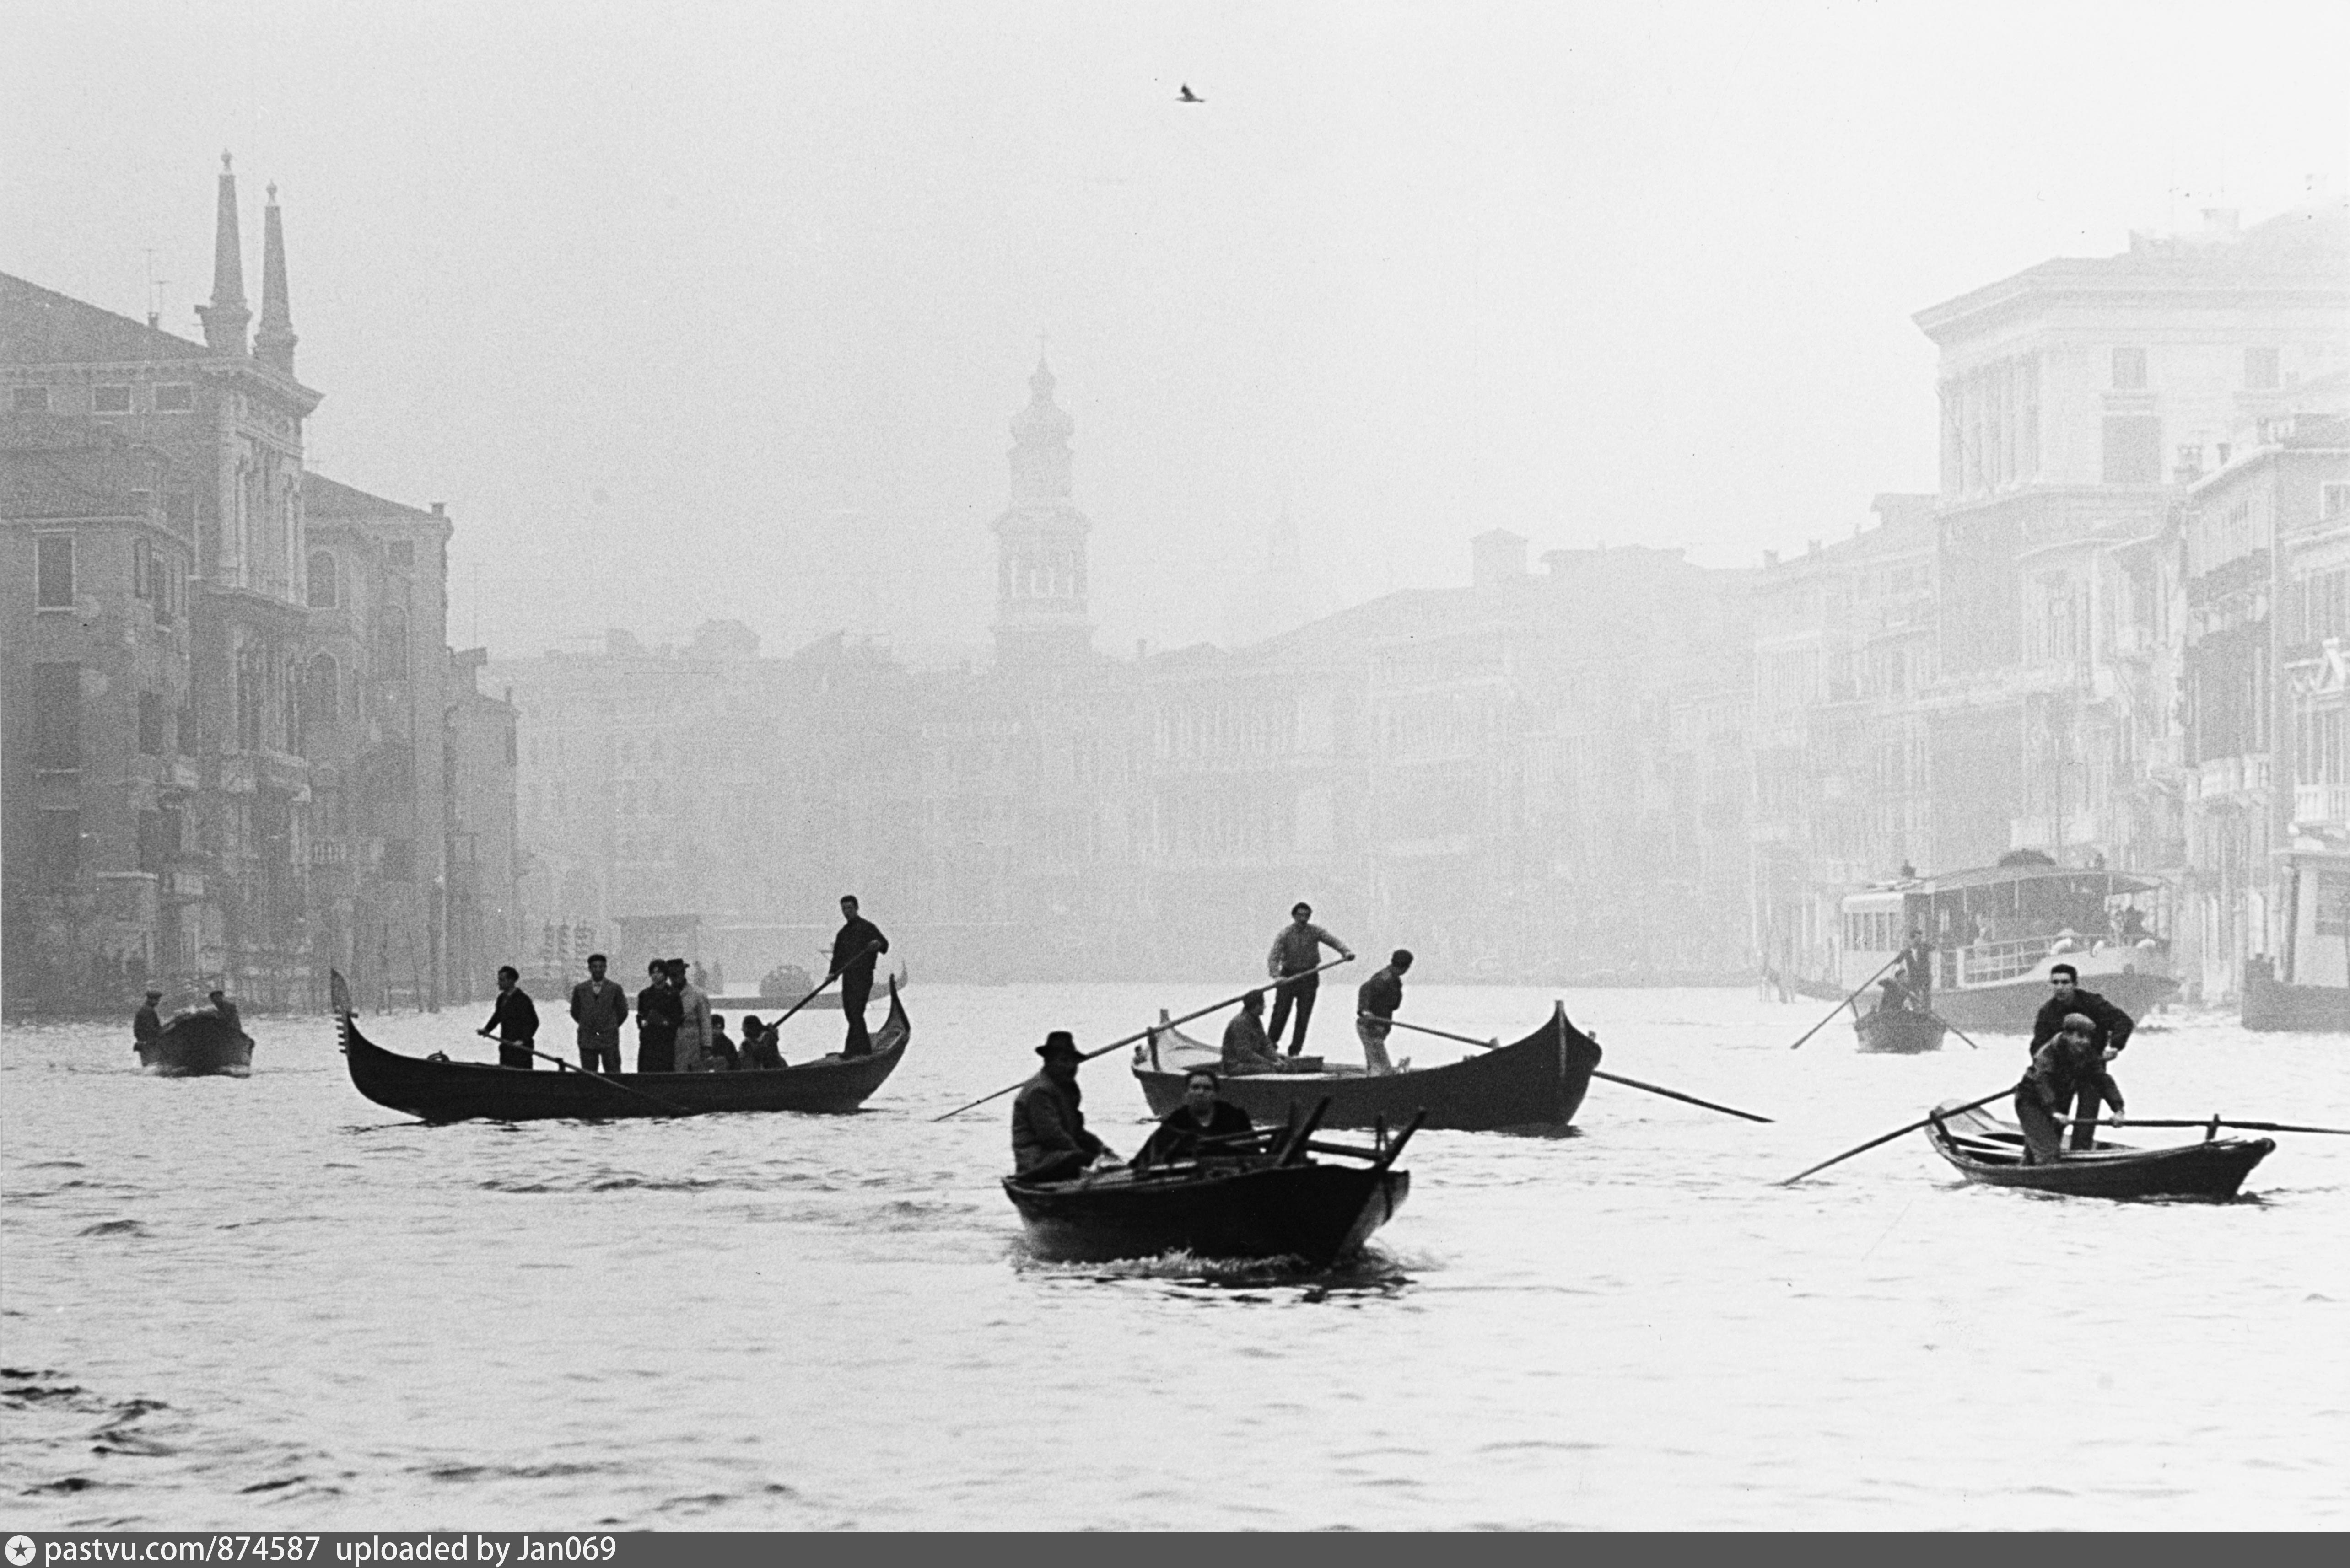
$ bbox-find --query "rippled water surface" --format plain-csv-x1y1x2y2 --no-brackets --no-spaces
5,983,2346,1529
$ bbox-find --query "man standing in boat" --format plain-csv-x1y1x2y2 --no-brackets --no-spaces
1267,902,1354,1057
636,960,680,1072
671,957,713,1072
569,953,630,1074
1012,1031,1117,1182
2015,1013,2125,1164
132,988,164,1052
831,894,890,1058
208,986,241,1034
2029,962,2137,1151
1901,927,1935,1013
1355,948,1414,1074
1133,1069,1256,1168
477,965,541,1069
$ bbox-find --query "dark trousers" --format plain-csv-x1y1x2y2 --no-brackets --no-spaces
637,1031,676,1074
1271,972,1320,1055
2070,1086,2101,1150
498,1041,535,1070
841,969,874,1057
2016,1092,2064,1164
579,1038,621,1074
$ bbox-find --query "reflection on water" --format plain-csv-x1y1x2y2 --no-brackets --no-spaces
3,983,2346,1529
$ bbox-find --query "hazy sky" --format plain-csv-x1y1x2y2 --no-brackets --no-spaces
7,1,2346,662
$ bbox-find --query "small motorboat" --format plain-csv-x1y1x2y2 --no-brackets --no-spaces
1855,1005,1946,1054
1132,1000,1600,1134
137,1010,254,1077
337,970,910,1122
1925,1101,2273,1199
1003,1101,1417,1267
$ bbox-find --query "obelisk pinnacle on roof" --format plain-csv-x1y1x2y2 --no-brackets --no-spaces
255,181,297,374
196,151,250,354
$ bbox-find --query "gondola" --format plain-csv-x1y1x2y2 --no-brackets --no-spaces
1131,1000,1600,1134
1003,1102,1416,1267
136,1010,254,1077
1925,1102,2273,1199
1855,1005,1945,1054
336,970,910,1122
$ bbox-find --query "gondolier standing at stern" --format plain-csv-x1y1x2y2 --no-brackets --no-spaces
1267,902,1354,1057
832,894,890,1058
478,966,541,1069
1356,949,1414,1074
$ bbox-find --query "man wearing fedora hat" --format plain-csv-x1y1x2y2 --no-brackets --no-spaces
1012,1031,1118,1182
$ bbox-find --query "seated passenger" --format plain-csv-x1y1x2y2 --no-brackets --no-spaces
1013,1033,1117,1182
1221,990,1284,1075
1133,1069,1257,1170
738,1014,785,1070
703,1015,741,1072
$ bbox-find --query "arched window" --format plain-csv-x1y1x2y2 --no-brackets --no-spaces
307,549,338,608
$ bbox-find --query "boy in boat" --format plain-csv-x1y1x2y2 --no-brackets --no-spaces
2015,1013,2126,1164
1221,989,1283,1075
1133,1069,1257,1169
1266,902,1355,1057
2030,962,2136,1149
477,966,540,1069
705,1015,741,1071
133,988,164,1051
738,1015,786,1070
1012,1031,1118,1182
1355,949,1415,1074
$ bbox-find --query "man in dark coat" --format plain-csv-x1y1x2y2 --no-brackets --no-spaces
1011,1032,1114,1182
1134,1069,1257,1169
831,894,890,1058
2015,1013,2126,1164
636,960,681,1072
569,953,630,1074
1221,989,1283,1075
1355,948,1414,1074
133,988,164,1051
2030,962,2136,1149
477,965,540,1069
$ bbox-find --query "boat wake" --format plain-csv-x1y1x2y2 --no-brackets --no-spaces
1012,1244,1418,1291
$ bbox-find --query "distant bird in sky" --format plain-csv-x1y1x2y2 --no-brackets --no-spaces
1178,84,1204,103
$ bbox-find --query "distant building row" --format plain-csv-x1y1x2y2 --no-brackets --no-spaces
1,157,520,1015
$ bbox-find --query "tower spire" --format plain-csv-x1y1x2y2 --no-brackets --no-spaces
255,181,297,373
196,151,249,354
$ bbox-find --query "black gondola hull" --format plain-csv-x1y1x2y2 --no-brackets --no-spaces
341,983,909,1121
1926,1104,2272,1199
1133,1003,1600,1133
1003,1163,1409,1266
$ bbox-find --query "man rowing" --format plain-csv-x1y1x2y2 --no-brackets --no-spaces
1266,901,1354,1057
2030,962,2136,1149
477,965,540,1069
1133,1069,1256,1169
832,894,890,1058
1355,948,1414,1075
1011,1031,1118,1183
2016,1012,2125,1165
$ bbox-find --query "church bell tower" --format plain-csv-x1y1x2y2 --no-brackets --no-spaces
991,353,1095,669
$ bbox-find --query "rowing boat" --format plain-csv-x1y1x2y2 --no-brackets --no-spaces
1132,1001,1600,1133
1855,1006,1946,1054
1925,1101,2272,1199
338,972,910,1122
137,1011,254,1077
1003,1104,1415,1266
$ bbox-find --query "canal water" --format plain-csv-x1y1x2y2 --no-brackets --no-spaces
4,983,2345,1529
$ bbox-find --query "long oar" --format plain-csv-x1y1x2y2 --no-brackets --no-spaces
932,954,1357,1122
1779,1086,2012,1186
771,940,882,1030
2073,1116,2350,1136
1369,1014,1774,1123
1788,955,1902,1050
520,1045,691,1116
1920,1009,1983,1050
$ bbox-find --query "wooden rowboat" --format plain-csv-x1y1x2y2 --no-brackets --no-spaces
1854,1005,1946,1054
136,1011,254,1078
1003,1104,1415,1266
1925,1102,2273,1199
1132,1001,1600,1134
337,971,909,1122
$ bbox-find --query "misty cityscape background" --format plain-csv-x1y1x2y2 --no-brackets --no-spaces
5,2,2349,1015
